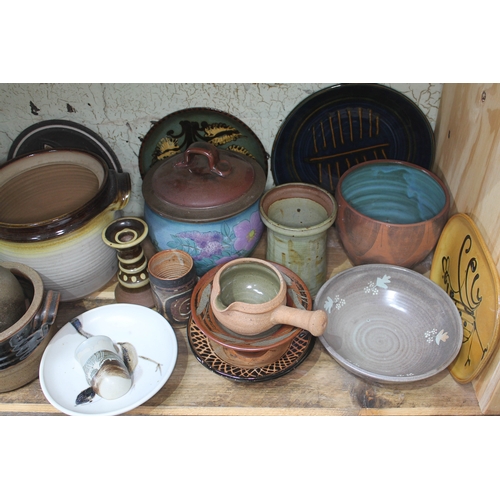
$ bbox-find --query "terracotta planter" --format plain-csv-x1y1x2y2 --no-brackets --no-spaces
0,149,131,301
335,160,450,268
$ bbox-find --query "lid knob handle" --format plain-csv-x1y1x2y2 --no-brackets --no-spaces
174,142,232,178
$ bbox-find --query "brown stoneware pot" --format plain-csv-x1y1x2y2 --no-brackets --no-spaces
0,262,60,392
335,160,450,268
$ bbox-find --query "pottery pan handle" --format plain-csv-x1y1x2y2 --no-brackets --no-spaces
33,290,61,336
270,306,327,337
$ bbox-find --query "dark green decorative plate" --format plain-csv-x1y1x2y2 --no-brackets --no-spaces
271,83,435,193
139,107,269,179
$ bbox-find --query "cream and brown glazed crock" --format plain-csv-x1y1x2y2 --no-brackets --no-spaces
0,149,131,301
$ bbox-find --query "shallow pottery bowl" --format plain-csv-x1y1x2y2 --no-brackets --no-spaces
0,149,131,301
142,142,266,276
191,261,313,368
0,262,60,392
335,160,450,268
314,264,462,384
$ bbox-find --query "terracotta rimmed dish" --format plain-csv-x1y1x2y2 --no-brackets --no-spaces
271,83,434,193
188,317,315,381
39,304,178,416
8,119,123,172
139,107,268,178
315,264,463,384
191,261,313,367
430,213,500,384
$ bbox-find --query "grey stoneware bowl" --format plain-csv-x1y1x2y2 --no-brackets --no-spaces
314,264,462,384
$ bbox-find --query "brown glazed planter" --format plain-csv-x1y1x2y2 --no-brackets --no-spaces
335,160,450,268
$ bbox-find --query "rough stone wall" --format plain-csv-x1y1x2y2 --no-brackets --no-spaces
0,83,442,215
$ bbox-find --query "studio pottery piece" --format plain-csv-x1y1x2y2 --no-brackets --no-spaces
315,264,463,384
335,159,450,268
430,213,500,384
148,249,197,326
259,182,337,297
142,141,266,276
0,149,131,301
210,258,327,337
0,265,26,332
102,217,155,307
0,262,60,393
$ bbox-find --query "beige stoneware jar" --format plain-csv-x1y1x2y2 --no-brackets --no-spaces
0,149,131,301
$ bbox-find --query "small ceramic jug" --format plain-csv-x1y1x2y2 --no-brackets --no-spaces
210,258,327,337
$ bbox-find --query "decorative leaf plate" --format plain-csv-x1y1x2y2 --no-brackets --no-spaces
430,213,500,384
139,107,269,178
8,119,123,172
271,83,435,193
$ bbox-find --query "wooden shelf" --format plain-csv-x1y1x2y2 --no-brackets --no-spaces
0,228,485,416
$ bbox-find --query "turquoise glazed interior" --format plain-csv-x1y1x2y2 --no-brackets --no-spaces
217,262,281,307
341,164,446,224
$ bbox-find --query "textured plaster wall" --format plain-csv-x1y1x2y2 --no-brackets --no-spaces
0,83,442,216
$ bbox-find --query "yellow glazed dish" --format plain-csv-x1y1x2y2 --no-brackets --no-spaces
430,213,500,384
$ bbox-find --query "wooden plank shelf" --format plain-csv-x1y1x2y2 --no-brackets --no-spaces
0,227,485,416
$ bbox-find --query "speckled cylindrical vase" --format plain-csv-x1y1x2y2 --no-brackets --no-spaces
259,183,337,297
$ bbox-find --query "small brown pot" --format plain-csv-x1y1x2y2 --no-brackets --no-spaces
0,262,60,393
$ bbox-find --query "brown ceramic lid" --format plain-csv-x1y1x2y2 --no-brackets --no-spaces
142,142,266,222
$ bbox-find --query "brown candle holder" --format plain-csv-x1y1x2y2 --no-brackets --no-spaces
102,217,155,307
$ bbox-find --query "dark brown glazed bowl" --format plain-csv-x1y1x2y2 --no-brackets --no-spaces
0,262,60,392
335,160,450,268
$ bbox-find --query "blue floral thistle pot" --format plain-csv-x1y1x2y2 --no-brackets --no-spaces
142,142,267,277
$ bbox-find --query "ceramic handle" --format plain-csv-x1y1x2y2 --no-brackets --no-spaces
108,170,132,211
270,306,327,337
33,289,61,339
175,141,232,178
